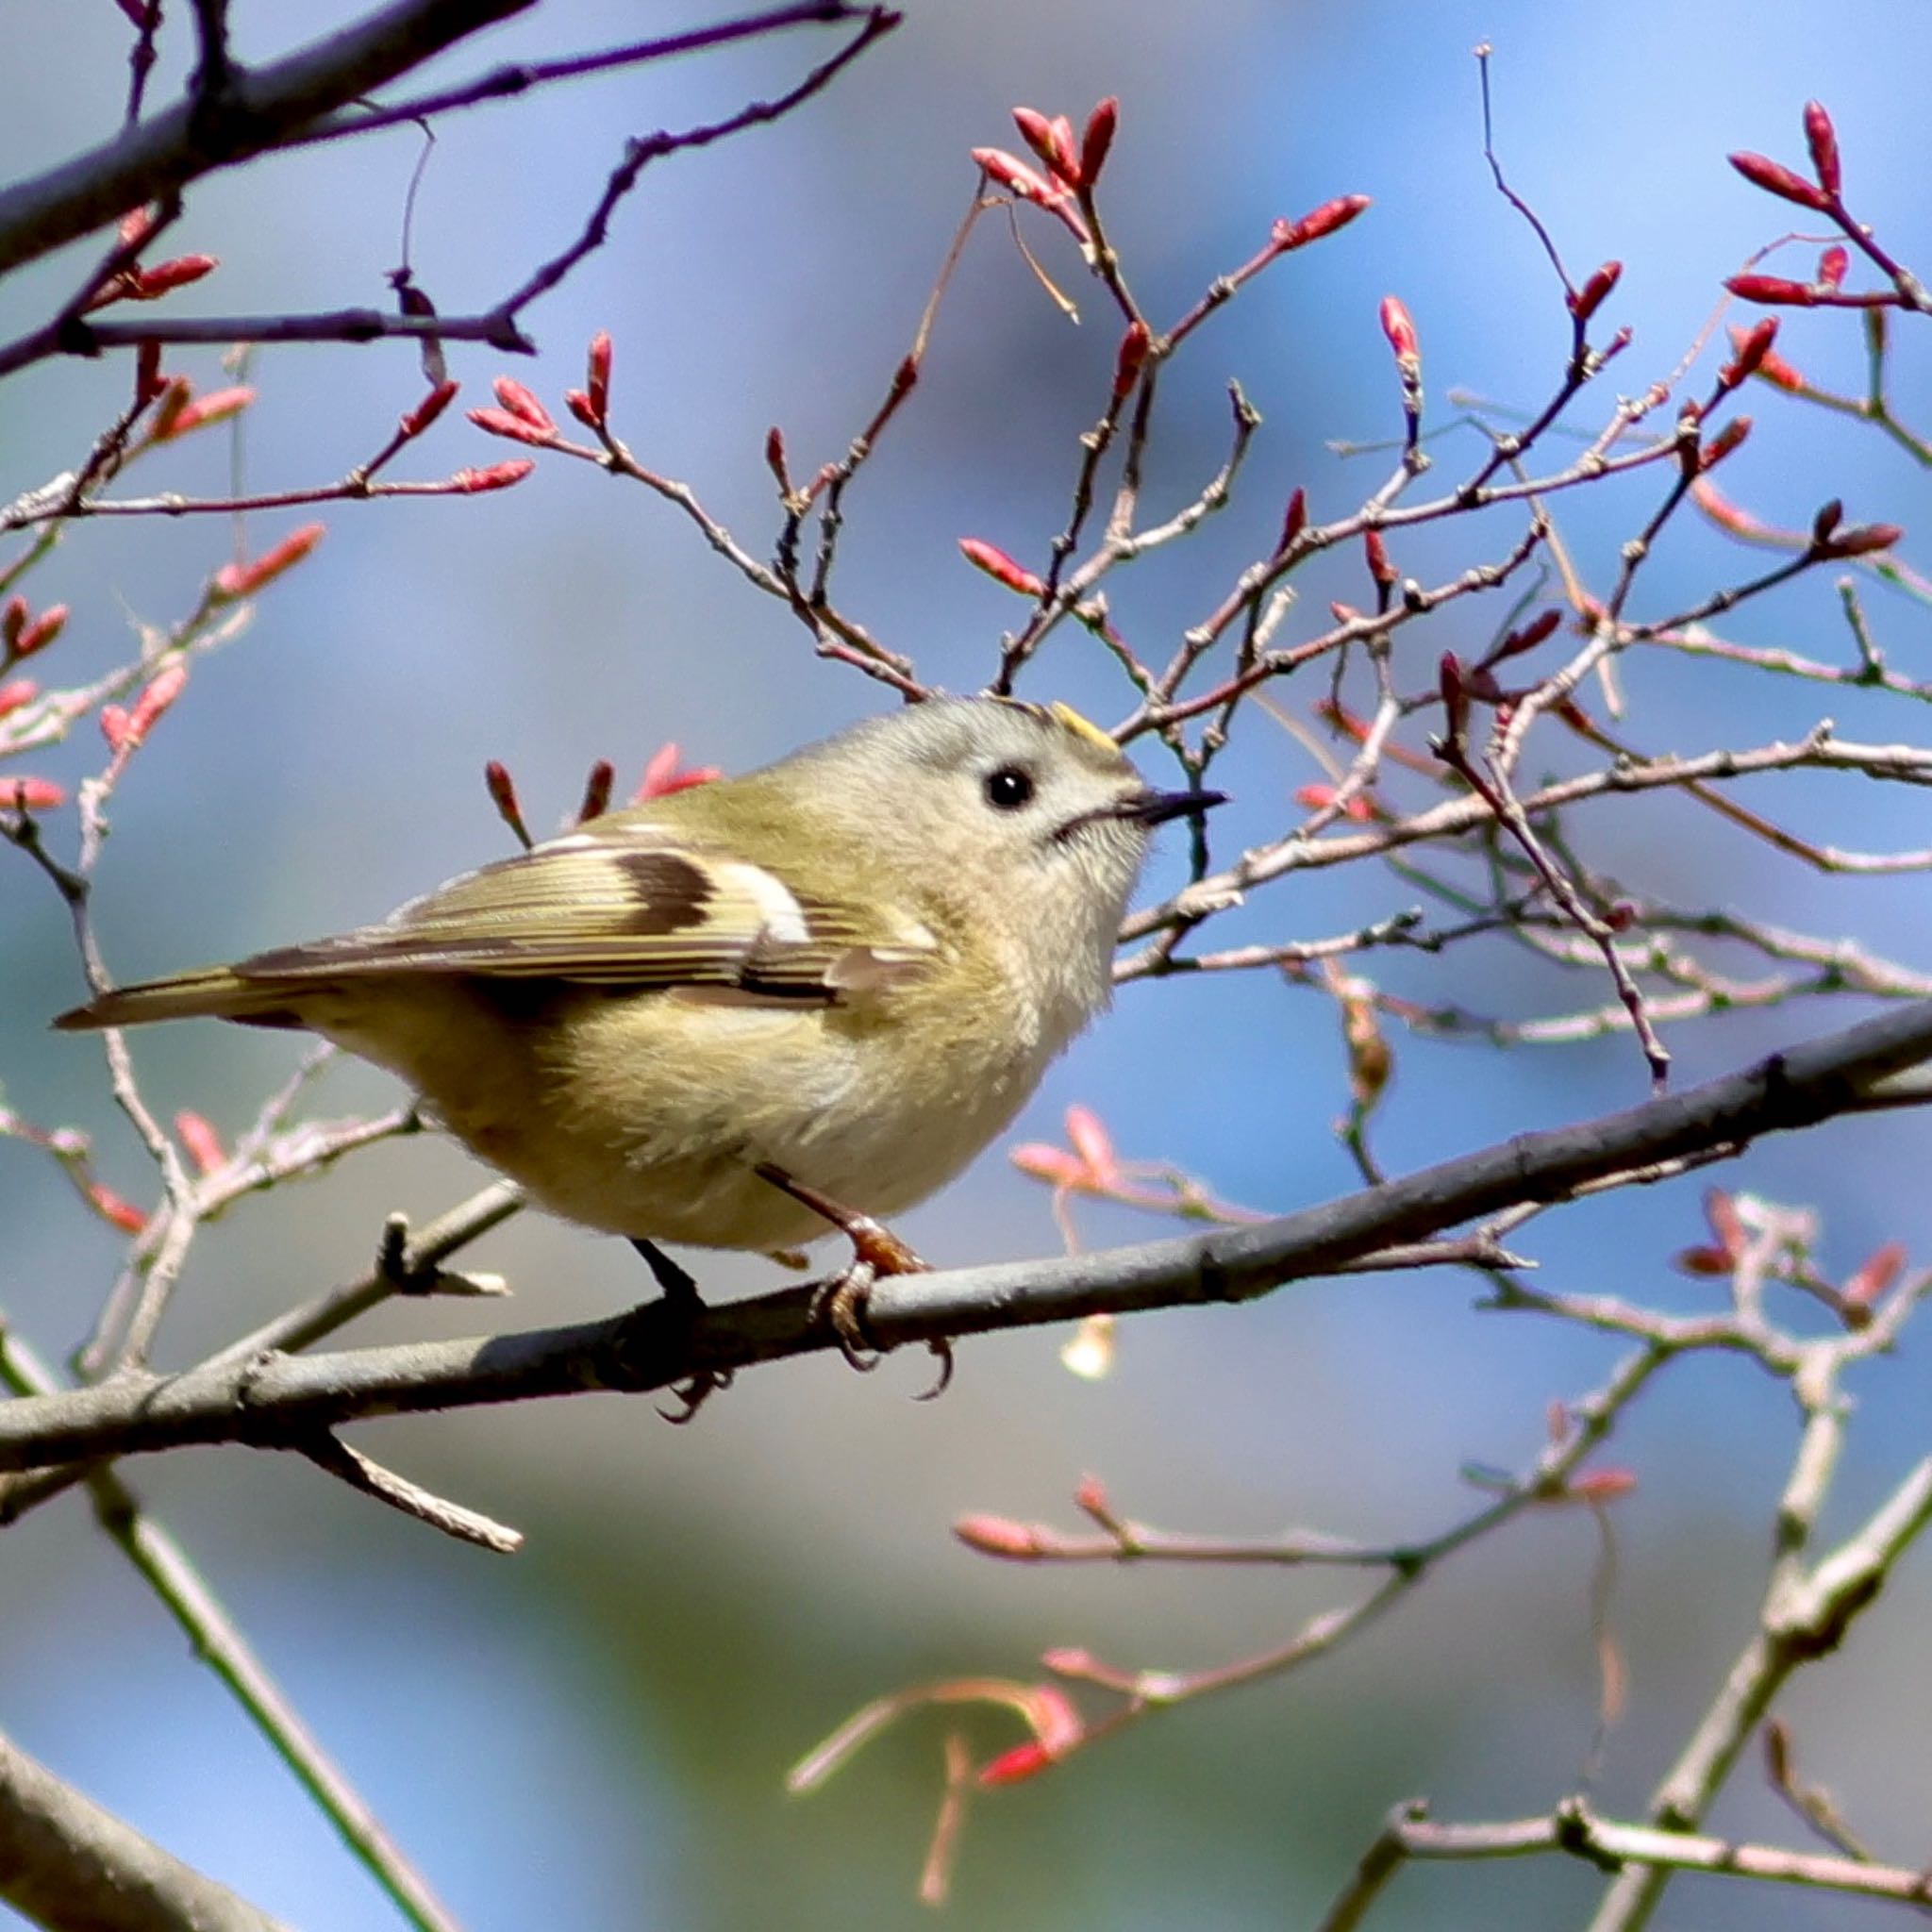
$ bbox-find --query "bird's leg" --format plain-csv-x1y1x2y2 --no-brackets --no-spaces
630,1237,701,1308
753,1163,951,1395
627,1238,730,1422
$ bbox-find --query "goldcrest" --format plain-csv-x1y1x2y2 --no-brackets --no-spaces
58,697,1221,1260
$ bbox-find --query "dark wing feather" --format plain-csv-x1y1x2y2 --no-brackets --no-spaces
232,832,935,1004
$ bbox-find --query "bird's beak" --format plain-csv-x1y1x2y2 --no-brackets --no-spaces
1115,787,1228,827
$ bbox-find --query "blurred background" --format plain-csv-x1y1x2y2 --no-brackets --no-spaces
3,2,1931,1925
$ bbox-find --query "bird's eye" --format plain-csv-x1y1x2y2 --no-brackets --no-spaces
983,765,1036,811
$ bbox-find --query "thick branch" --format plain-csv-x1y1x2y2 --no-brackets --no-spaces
0,0,531,279
3,998,1931,1473
0,1728,286,1932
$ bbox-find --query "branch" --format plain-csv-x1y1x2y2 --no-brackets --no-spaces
0,0,532,280
4,998,1932,1474
0,1727,287,1932
1319,1796,1932,1932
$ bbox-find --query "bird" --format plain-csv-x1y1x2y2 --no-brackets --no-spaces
57,695,1222,1361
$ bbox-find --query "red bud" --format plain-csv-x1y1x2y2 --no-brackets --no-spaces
1491,609,1562,661
1724,273,1817,308
1111,320,1151,402
1079,97,1119,189
153,385,254,441
1363,527,1395,587
634,742,721,802
1720,318,1778,391
1844,1241,1906,1307
1569,259,1623,323
174,1109,225,1176
1011,107,1077,184
1818,522,1902,559
467,408,557,447
492,377,555,434
1278,486,1307,553
586,330,612,420
1699,416,1752,470
11,604,67,658
959,537,1045,596
211,524,325,600
1379,294,1419,362
978,1741,1056,1788
400,380,459,440
576,758,615,824
134,339,164,406
1273,193,1372,251
1438,651,1467,744
128,254,217,300
1727,150,1831,211
1569,1468,1639,1502
1817,244,1849,291
448,460,536,492
483,760,527,846
89,1183,148,1234
953,1514,1044,1557
126,659,187,741
1803,100,1841,196
971,148,1091,242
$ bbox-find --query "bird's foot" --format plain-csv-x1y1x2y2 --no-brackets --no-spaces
755,1164,953,1394
628,1238,729,1423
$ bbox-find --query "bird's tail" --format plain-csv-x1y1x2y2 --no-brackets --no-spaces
54,967,297,1031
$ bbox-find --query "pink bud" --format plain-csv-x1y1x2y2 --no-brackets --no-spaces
466,408,558,447
1111,320,1151,402
128,254,217,299
1699,417,1752,470
154,385,254,441
959,537,1045,596
12,604,67,658
1379,294,1419,362
1079,97,1119,188
586,330,612,420
0,678,36,718
1568,259,1622,323
1724,273,1816,307
1817,244,1849,291
634,741,722,801
953,1514,1044,1557
211,524,325,600
126,659,187,741
1844,1241,1906,1307
492,376,555,434
5,776,64,810
90,1183,148,1233
1720,318,1778,391
174,1109,225,1176
978,1741,1055,1788
1012,107,1077,184
1803,100,1841,196
400,380,459,439
1273,193,1372,251
448,460,536,492
1727,150,1831,211
1278,486,1308,552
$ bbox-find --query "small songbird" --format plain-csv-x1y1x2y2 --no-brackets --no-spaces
57,696,1221,1347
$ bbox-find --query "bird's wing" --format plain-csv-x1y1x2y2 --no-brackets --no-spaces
233,827,938,1005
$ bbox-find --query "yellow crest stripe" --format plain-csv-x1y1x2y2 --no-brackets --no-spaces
1049,701,1119,755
